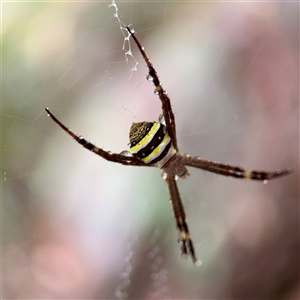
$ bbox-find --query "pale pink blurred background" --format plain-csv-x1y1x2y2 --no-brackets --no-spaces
3,2,298,299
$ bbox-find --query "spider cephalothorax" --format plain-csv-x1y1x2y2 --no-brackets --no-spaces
45,26,293,266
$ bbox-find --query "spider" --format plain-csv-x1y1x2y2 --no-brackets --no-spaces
45,26,293,266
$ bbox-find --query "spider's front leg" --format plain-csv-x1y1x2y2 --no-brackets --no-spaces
165,174,201,266
183,155,293,180
45,108,150,167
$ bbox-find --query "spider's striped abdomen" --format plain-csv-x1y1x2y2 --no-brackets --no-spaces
129,122,177,168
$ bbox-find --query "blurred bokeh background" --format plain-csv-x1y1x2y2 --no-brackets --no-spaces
2,1,299,299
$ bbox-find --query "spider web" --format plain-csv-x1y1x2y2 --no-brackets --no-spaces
2,1,299,299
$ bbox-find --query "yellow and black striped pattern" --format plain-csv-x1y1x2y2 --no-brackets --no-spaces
129,121,176,167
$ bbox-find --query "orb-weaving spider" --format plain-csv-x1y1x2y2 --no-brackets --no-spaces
45,26,293,266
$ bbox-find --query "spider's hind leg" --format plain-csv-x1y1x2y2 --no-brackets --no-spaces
45,108,150,167
126,26,179,152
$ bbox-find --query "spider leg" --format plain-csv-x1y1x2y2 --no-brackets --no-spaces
165,174,200,266
183,155,293,180
126,27,178,152
45,108,150,167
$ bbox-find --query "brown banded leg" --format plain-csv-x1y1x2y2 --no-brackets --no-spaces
45,108,150,167
165,174,200,265
183,155,293,180
126,27,178,151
